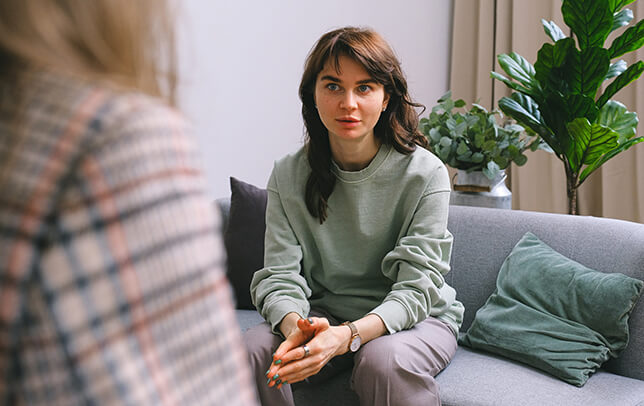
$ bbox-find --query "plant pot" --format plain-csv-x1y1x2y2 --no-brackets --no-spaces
450,169,511,209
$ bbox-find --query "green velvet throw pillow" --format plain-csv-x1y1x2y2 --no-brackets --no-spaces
459,232,643,387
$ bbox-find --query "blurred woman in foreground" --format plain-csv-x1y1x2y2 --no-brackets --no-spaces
0,1,256,404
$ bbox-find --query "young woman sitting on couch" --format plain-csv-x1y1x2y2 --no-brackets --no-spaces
244,26,464,406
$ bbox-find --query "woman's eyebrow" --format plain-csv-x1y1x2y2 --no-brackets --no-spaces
319,75,341,82
319,75,378,85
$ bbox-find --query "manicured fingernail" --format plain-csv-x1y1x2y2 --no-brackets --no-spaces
283,381,288,385
266,378,271,385
265,369,270,376
272,374,280,381
274,359,282,365
307,318,314,324
276,379,282,385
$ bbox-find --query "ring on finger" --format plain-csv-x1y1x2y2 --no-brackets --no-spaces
302,344,310,358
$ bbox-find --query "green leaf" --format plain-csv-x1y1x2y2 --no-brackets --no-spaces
482,140,497,152
605,60,627,80
566,118,619,171
439,136,452,148
456,141,469,155
597,61,644,108
471,152,484,163
482,161,501,180
595,100,639,139
608,0,637,13
611,8,633,32
497,53,537,89
567,46,610,98
490,71,533,96
437,91,452,103
566,94,599,123
539,93,575,153
498,95,558,152
429,128,442,143
534,39,575,92
514,154,528,166
562,0,613,50
608,19,644,58
454,99,466,108
542,19,567,42
579,136,644,183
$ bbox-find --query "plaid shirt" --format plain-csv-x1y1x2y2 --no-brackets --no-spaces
0,73,258,405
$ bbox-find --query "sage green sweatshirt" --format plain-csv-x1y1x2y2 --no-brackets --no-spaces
250,143,464,336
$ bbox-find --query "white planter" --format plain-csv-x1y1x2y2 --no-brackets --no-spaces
450,169,512,209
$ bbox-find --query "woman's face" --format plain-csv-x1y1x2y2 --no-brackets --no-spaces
314,55,389,147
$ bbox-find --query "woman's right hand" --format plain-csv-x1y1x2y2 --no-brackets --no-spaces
266,316,330,388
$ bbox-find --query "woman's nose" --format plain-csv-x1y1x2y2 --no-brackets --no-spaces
340,92,358,110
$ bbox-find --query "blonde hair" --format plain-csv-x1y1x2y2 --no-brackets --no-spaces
0,0,179,189
0,0,177,103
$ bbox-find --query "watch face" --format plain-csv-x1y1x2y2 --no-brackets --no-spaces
350,335,362,352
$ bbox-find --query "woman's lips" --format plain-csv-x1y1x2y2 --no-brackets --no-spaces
336,117,360,128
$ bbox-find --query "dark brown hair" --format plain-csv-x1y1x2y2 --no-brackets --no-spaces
299,26,428,223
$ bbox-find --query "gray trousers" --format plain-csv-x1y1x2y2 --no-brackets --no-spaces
243,310,457,406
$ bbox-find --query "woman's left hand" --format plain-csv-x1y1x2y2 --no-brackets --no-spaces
267,324,351,388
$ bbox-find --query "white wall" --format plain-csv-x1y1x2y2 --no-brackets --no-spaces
177,0,454,198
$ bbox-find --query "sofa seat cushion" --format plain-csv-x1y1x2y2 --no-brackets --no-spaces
436,346,644,406
236,309,265,332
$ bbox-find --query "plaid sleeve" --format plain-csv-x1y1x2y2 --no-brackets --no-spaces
10,92,257,405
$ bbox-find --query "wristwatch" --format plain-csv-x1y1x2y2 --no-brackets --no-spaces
341,321,362,352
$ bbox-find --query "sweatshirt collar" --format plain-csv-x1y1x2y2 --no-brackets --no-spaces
331,143,392,183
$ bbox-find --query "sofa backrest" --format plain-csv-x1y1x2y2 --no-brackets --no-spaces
216,198,644,381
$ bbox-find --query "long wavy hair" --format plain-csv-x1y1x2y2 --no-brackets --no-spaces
299,27,428,224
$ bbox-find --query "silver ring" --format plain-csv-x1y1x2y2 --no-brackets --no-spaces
302,345,310,358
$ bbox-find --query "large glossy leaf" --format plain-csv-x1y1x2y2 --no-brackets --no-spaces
542,19,567,42
609,0,637,13
540,93,575,153
535,39,575,92
567,94,599,122
605,60,627,80
497,53,537,89
608,19,644,58
595,100,639,139
611,8,634,32
562,0,613,50
498,95,560,154
490,71,533,95
597,61,644,108
579,136,644,183
566,46,610,97
566,119,619,171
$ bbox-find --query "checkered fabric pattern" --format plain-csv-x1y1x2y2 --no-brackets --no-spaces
0,73,258,405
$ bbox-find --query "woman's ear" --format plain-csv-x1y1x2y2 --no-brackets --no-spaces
382,93,390,112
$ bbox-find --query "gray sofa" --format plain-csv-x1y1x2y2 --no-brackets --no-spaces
217,198,644,406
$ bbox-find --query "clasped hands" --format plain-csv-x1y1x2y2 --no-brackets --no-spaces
265,316,351,389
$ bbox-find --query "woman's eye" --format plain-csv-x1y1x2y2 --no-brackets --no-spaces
326,83,340,91
358,85,371,93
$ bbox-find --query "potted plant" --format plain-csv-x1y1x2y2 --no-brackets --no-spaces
492,0,644,214
419,91,542,208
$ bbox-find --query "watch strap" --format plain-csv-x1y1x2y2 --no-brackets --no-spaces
341,321,360,352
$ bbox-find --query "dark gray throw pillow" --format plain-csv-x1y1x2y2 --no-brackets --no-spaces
459,232,643,387
223,177,267,310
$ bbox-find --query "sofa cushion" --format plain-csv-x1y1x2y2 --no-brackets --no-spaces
436,346,644,406
459,232,643,387
223,177,267,309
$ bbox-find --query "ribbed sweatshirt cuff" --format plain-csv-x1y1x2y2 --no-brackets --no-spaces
265,300,306,335
369,300,410,334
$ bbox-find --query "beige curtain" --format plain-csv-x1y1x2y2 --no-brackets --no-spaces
450,0,644,222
